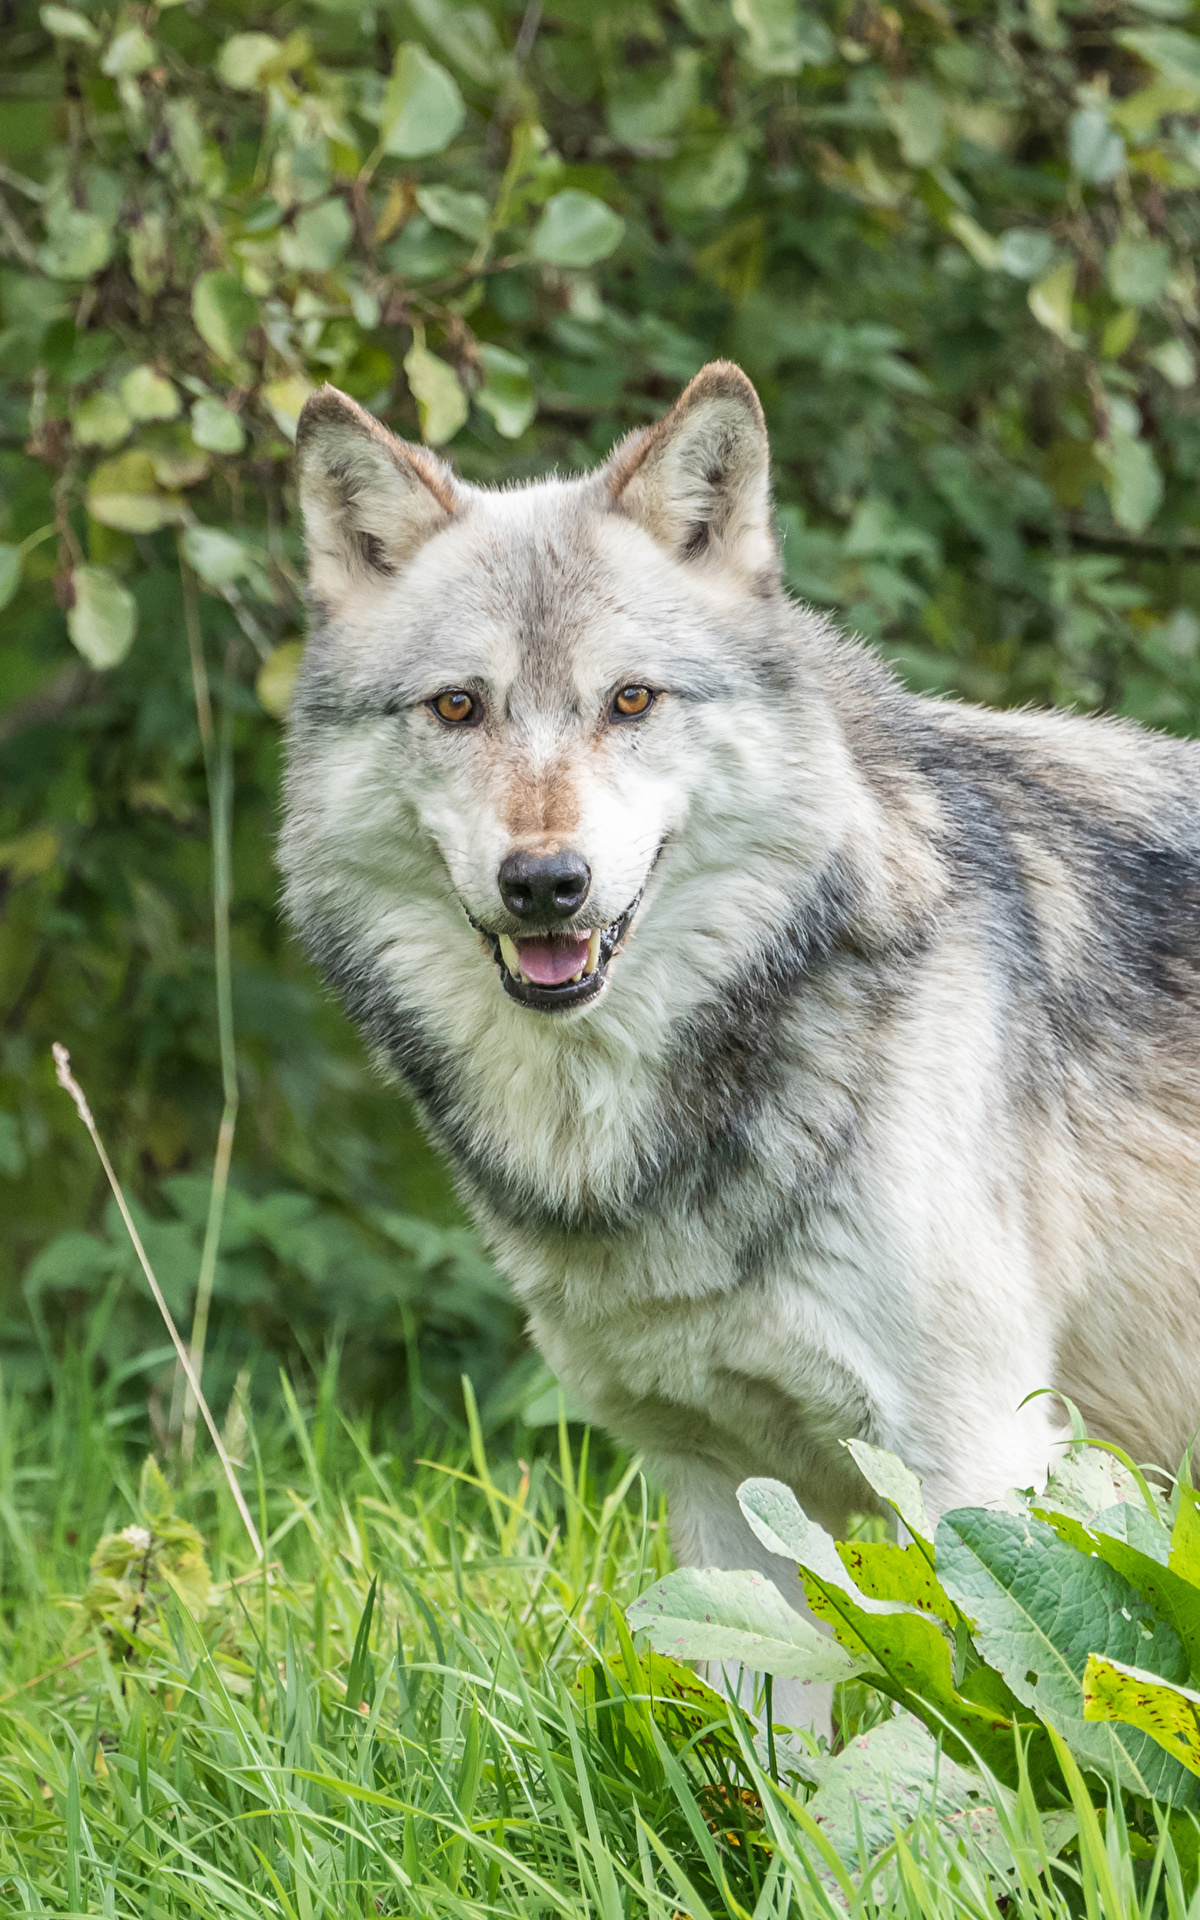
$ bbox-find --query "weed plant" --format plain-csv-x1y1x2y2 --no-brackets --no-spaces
0,1335,1197,1919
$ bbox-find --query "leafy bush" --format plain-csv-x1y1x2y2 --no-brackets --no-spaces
2,0,1199,1411
631,1436,1200,1880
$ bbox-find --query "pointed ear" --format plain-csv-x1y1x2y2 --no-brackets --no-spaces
295,386,458,611
604,362,777,586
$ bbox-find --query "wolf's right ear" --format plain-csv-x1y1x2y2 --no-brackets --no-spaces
295,387,457,611
603,362,776,586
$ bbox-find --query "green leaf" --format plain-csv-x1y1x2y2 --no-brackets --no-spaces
408,0,509,86
129,212,169,297
101,25,156,76
192,271,258,364
38,206,113,281
279,197,354,272
1108,236,1171,306
1117,27,1200,93
66,564,138,669
1085,1655,1200,1776
39,5,100,45
403,342,467,446
844,1440,931,1544
666,135,750,214
1150,339,1196,387
805,1714,980,1867
731,0,834,75
475,345,535,438
72,390,132,449
25,1230,123,1296
1069,106,1126,183
415,185,489,243
381,44,465,159
607,50,701,145
530,190,625,268
120,365,180,422
87,451,183,532
1097,430,1163,533
626,1565,863,1684
883,82,948,167
191,396,246,454
1172,1486,1200,1585
997,229,1055,280
0,545,23,613
181,525,252,586
1036,1509,1200,1678
937,1506,1194,1800
217,32,282,90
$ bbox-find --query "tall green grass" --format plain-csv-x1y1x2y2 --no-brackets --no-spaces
0,1345,1197,1919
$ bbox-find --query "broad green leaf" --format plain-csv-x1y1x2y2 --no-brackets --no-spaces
39,5,99,44
262,375,315,441
1108,236,1171,306
805,1714,980,1867
129,212,169,297
180,525,251,586
1085,1655,1200,1776
1117,27,1200,93
667,134,750,213
217,32,282,89
25,1230,123,1296
101,26,156,76
0,545,22,612
1171,1485,1200,1585
408,0,509,86
192,271,258,364
87,452,183,532
120,366,180,422
1028,261,1083,347
531,191,625,268
732,0,834,75
256,641,305,719
416,185,489,243
998,228,1055,279
66,565,137,668
844,1440,931,1544
403,342,467,446
937,1506,1194,1800
39,206,112,280
1150,339,1196,386
884,82,947,167
72,391,132,450
1069,106,1126,182
475,345,535,438
1037,1508,1200,1677
626,1565,863,1684
607,50,701,145
279,196,353,272
191,396,246,455
1097,431,1163,533
381,44,465,159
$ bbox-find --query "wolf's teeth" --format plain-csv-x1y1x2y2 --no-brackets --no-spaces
585,930,601,976
569,971,582,984
498,934,521,977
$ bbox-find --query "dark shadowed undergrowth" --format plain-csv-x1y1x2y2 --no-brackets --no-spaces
0,1335,1198,1918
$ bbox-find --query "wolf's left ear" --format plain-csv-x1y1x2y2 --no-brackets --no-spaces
295,386,458,612
604,362,776,586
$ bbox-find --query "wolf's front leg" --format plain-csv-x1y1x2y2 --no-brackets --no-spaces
653,1456,837,1739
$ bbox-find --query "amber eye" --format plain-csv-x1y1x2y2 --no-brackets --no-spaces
432,689,478,726
611,685,654,721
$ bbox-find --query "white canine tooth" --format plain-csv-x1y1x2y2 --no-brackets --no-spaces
569,971,582,984
498,934,521,977
585,929,601,975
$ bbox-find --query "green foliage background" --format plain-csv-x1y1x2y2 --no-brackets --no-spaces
2,0,1199,1427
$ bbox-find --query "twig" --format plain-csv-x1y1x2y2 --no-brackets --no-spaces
176,553,240,1464
0,1647,99,1705
51,1044,263,1562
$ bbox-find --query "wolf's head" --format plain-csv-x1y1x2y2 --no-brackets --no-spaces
282,361,860,1079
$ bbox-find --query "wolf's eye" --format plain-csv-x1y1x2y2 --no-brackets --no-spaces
611,685,654,721
431,689,479,726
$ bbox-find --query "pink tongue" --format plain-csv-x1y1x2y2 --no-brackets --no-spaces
517,934,590,986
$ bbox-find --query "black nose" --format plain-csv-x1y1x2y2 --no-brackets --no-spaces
498,848,591,922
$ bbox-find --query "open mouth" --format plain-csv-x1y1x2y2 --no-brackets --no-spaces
480,894,643,1013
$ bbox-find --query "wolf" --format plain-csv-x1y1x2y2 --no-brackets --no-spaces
282,360,1200,1706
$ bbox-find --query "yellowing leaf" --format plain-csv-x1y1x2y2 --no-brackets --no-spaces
1085,1655,1200,1777
101,25,156,76
217,31,282,89
191,396,246,454
262,375,315,441
72,391,132,449
403,342,467,446
256,640,305,718
1028,261,1084,347
120,365,180,422
87,452,184,532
